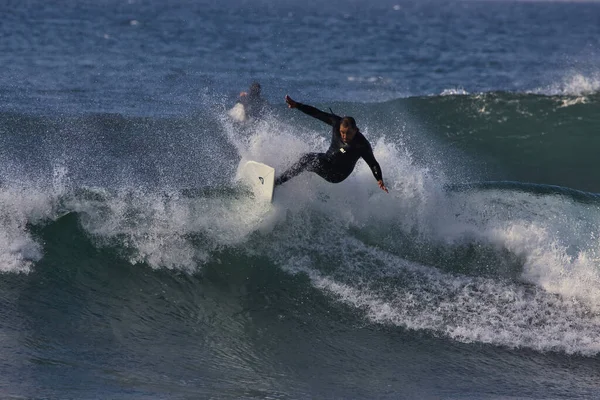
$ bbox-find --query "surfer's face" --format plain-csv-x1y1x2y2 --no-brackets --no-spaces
340,126,356,143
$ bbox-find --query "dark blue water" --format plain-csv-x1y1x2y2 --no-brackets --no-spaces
2,1,600,399
2,0,600,114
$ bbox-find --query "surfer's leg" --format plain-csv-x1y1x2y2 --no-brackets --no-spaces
275,153,323,186
275,153,351,186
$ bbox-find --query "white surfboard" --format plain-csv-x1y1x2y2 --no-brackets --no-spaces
240,161,275,202
228,102,247,122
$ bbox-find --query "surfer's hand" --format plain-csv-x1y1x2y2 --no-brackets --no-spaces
240,91,248,97
285,95,297,108
378,180,389,193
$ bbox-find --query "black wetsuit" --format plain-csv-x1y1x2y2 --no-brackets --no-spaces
275,103,383,186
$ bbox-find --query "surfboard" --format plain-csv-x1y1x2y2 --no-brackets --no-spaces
240,161,275,202
228,102,247,122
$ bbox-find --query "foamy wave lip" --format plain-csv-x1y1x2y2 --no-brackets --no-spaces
440,87,469,96
534,73,600,97
260,146,600,355
0,163,76,273
231,97,600,355
0,234,43,273
437,188,600,313
0,188,53,273
69,185,280,272
347,76,392,84
282,248,600,356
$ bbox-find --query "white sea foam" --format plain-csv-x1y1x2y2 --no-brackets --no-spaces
272,206,600,355
67,185,279,272
534,72,600,97
440,87,469,96
0,163,72,273
230,111,600,314
228,118,600,355
347,76,392,84
0,186,50,273
4,106,600,355
283,255,600,355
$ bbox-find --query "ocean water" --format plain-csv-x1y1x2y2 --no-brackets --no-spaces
2,0,600,398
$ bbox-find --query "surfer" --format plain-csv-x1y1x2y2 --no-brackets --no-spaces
275,95,388,193
237,82,268,120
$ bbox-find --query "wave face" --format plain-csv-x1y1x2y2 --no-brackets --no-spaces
383,91,600,192
0,0,600,392
4,0,600,397
2,90,600,355
2,96,600,397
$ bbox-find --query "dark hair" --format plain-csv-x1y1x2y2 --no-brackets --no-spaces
340,116,357,130
249,82,261,96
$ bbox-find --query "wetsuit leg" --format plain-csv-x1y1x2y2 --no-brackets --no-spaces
275,153,350,186
275,153,323,186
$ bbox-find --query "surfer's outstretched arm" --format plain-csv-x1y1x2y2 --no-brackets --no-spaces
285,95,340,126
361,143,388,193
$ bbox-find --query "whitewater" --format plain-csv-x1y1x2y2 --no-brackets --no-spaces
3,0,600,398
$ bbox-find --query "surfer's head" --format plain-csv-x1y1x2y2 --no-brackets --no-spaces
249,82,261,97
340,117,357,143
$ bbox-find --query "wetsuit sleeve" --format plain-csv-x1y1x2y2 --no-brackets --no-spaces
361,142,383,182
296,103,340,126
